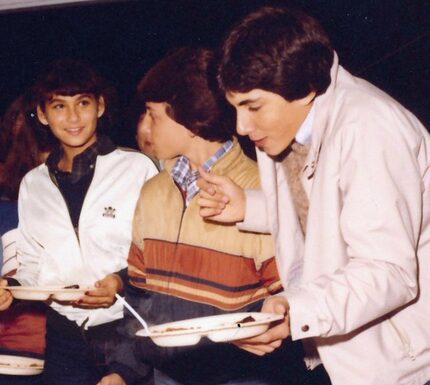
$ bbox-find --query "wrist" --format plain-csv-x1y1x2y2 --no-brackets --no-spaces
111,273,124,294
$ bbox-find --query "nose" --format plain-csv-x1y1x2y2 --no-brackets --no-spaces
67,106,79,123
138,113,152,135
236,110,253,137
136,113,153,144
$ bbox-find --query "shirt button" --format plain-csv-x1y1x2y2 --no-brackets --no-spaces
301,325,310,332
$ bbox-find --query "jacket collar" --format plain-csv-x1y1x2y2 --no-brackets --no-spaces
300,52,340,194
46,135,116,183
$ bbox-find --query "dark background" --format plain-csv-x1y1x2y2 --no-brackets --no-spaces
1,0,429,147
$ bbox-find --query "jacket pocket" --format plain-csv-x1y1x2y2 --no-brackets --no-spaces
388,318,416,360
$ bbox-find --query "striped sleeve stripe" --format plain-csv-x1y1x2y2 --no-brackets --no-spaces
133,278,279,310
145,268,263,292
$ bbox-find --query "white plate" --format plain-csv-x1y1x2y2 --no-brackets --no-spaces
0,355,44,375
136,312,284,347
0,285,92,301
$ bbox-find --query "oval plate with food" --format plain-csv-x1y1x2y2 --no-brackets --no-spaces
136,312,284,347
0,285,93,301
0,355,44,375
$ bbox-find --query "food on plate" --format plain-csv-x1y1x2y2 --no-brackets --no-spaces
236,315,256,325
156,326,201,333
62,284,80,289
165,327,193,332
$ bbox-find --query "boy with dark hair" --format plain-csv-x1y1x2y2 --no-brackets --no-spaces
197,5,430,385
0,59,158,385
98,47,308,385
219,6,333,101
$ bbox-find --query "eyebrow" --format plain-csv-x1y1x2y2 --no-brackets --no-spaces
76,93,92,99
48,93,93,104
238,98,260,106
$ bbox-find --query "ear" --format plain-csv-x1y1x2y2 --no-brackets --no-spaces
297,91,317,106
36,105,49,126
97,96,106,118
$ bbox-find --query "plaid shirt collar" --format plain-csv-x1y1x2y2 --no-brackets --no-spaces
171,140,233,206
46,135,116,183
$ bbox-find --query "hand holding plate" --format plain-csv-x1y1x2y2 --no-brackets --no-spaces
75,273,123,308
232,296,290,356
0,279,13,311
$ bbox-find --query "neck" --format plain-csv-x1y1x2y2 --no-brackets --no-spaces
58,144,90,172
295,101,314,131
58,151,75,172
185,137,225,171
57,135,98,172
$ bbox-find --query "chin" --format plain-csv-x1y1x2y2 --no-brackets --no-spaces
264,146,283,157
265,145,292,161
65,140,86,148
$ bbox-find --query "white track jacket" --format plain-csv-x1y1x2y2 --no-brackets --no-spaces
15,148,158,328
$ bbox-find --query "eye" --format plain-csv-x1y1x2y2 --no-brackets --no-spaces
248,106,261,112
52,103,64,110
79,99,91,106
148,111,156,121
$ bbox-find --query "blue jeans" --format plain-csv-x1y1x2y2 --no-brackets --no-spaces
154,369,279,385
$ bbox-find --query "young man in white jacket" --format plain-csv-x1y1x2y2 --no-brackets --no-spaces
0,59,158,385
197,5,430,385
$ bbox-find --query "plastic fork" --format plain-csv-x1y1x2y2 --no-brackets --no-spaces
115,293,151,335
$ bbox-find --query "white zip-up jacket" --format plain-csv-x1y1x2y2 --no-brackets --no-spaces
14,148,158,328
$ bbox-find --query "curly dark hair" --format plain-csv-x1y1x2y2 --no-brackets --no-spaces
219,5,334,101
136,47,234,142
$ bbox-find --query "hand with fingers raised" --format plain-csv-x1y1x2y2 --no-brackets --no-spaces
197,167,246,223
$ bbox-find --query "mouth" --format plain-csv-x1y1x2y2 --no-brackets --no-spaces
65,127,84,135
251,137,266,147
